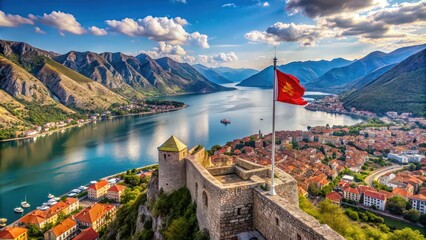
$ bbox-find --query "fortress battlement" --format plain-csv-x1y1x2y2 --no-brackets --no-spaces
158,136,344,240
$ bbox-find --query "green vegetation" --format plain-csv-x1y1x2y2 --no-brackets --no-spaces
151,187,209,240
145,99,185,108
45,59,93,83
299,195,426,239
403,209,421,223
387,196,409,215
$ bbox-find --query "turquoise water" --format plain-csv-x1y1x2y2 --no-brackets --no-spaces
0,85,362,223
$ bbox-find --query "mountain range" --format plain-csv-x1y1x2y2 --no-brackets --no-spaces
342,49,426,116
0,39,235,135
237,58,353,87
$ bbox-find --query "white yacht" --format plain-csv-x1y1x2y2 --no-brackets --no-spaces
13,207,24,213
47,193,55,198
67,192,77,197
71,189,81,193
48,201,57,206
21,195,30,208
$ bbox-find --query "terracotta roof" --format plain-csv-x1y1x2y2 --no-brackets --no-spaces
108,184,126,193
358,185,375,193
73,227,99,240
364,190,386,201
75,203,115,224
51,217,76,237
409,194,426,202
88,180,109,191
0,227,27,238
345,187,360,195
65,197,78,205
19,210,46,225
392,187,411,198
157,135,187,152
48,201,69,215
326,192,342,202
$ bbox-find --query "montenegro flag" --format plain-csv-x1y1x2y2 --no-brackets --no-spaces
275,69,308,106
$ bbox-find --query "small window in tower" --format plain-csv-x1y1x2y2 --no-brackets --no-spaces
163,154,166,160
297,234,302,240
275,217,279,226
168,154,170,157
195,182,198,201
202,191,208,208
237,207,242,215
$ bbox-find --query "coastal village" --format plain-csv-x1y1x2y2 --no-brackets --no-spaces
0,167,156,240
9,100,184,141
209,111,426,231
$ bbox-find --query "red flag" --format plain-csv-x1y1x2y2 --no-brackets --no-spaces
275,70,308,105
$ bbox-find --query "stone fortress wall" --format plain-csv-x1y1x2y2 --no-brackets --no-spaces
158,136,344,240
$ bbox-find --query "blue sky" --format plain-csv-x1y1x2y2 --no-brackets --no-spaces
0,0,425,69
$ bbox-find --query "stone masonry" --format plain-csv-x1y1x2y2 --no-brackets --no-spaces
157,136,345,240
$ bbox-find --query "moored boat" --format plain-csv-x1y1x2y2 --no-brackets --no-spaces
48,193,55,198
21,195,30,208
13,207,24,213
0,218,7,223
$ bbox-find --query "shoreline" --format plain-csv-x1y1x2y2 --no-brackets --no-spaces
0,105,187,143
2,163,159,228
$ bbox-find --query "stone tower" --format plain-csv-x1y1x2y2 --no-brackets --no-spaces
158,135,188,193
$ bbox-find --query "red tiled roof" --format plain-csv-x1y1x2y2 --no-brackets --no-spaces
73,227,99,240
19,210,46,225
65,197,78,205
75,203,115,224
0,227,27,238
108,184,126,193
409,194,426,202
345,187,360,195
88,180,109,191
364,190,386,201
51,217,76,237
326,192,342,202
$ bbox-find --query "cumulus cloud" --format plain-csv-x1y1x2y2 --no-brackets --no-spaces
106,16,209,48
34,27,46,34
263,2,270,7
222,3,236,7
89,26,107,36
141,42,187,61
245,23,320,46
196,52,239,66
31,11,85,35
285,0,387,18
0,11,33,27
248,0,426,46
371,1,426,25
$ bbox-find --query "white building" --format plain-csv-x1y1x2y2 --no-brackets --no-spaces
387,153,408,163
379,173,396,186
409,194,426,214
342,175,354,183
363,190,387,211
343,187,361,202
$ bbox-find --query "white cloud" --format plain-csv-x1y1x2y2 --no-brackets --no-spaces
248,0,426,47
31,11,85,35
141,42,187,61
0,11,33,27
245,23,320,46
222,3,236,7
263,2,270,7
196,52,239,66
171,0,187,3
106,16,209,48
34,27,46,34
89,26,107,36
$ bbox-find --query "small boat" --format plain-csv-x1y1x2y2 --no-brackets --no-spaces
14,207,24,213
260,118,263,120
90,181,97,184
39,205,50,211
48,201,57,206
0,223,6,227
67,192,77,197
53,197,60,201
0,218,7,223
71,189,81,193
48,193,55,198
78,186,88,191
21,195,30,208
47,199,57,203
220,119,231,125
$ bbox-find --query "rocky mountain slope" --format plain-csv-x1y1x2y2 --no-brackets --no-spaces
237,58,352,87
212,66,258,82
306,44,426,92
192,64,233,84
343,49,426,116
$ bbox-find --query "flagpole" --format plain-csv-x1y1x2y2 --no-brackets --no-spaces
269,56,277,196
